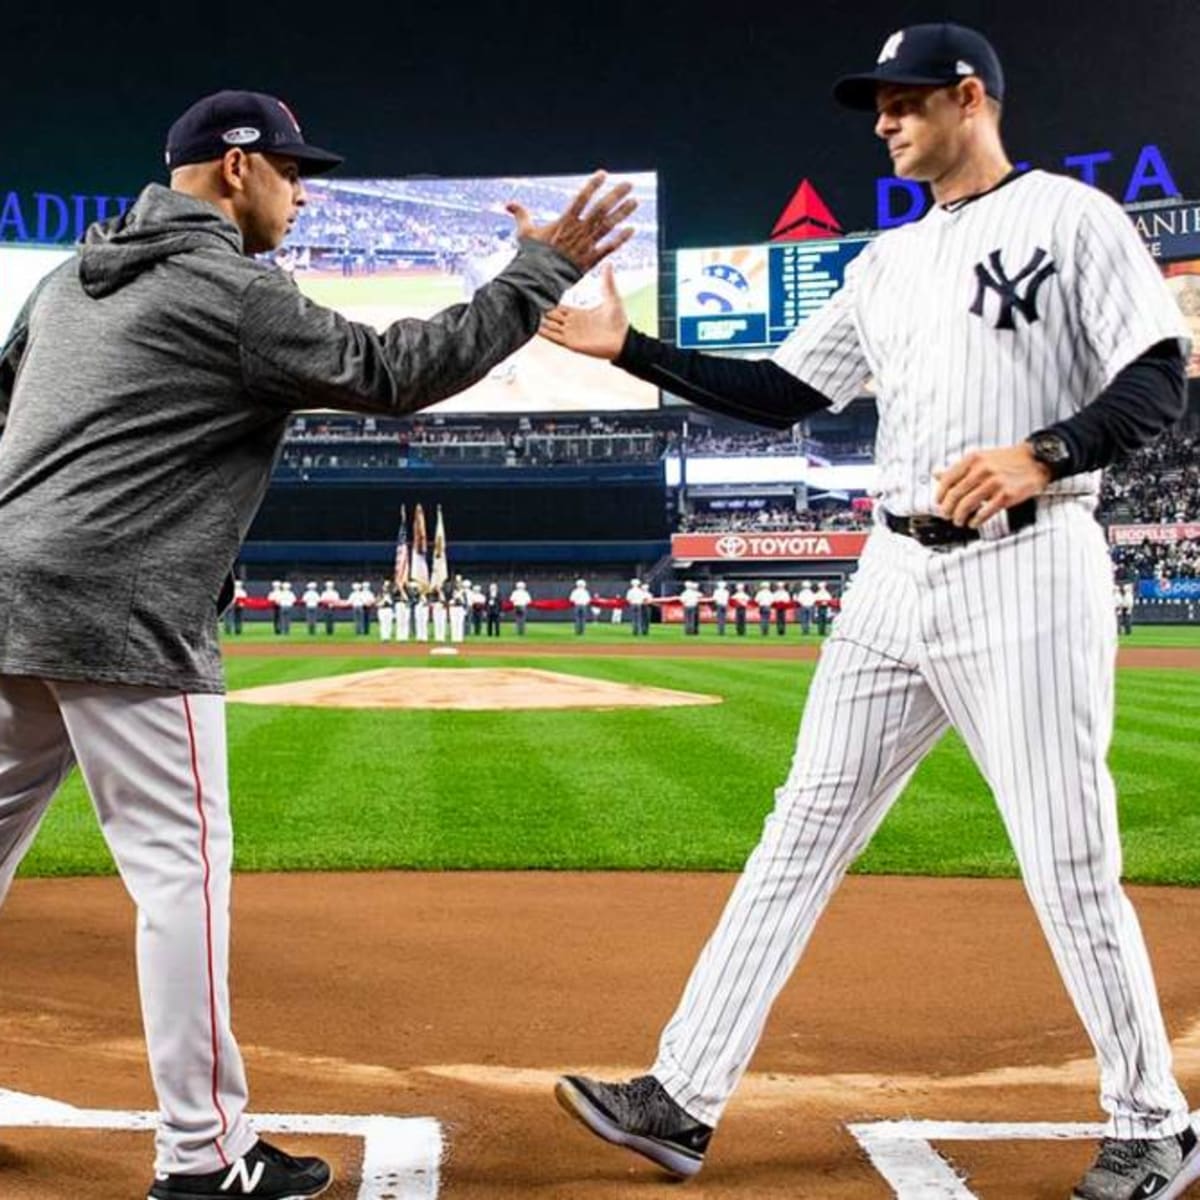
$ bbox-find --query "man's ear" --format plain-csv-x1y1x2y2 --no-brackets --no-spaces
220,148,249,193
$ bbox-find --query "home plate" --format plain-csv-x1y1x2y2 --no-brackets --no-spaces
227,667,723,711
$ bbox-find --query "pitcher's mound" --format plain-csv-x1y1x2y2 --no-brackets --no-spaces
227,667,723,711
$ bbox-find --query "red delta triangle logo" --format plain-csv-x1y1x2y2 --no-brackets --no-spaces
770,180,842,241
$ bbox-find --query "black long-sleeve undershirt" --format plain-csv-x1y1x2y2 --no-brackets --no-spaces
1035,339,1187,478
613,327,831,430
614,327,1187,474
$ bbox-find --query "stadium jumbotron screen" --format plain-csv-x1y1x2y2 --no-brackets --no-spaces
675,237,869,351
284,172,660,412
0,244,74,349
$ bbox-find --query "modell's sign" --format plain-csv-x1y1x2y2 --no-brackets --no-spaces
1108,523,1200,545
671,531,869,561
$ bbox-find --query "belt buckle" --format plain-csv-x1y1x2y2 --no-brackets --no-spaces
906,514,940,546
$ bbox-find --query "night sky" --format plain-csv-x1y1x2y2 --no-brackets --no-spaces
5,0,1197,246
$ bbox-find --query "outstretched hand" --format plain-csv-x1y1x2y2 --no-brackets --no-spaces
539,263,630,361
506,171,637,273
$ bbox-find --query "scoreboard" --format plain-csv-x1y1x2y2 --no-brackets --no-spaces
675,236,870,351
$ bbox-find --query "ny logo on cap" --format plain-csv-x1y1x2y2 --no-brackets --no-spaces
969,247,1057,330
877,30,904,64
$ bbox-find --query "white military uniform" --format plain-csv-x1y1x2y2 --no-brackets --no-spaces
377,590,395,641
319,581,340,635
569,580,591,635
412,591,430,641
394,587,412,641
431,591,448,642
711,580,730,634
794,582,816,634
277,582,296,635
753,583,773,635
449,583,468,642
510,582,531,635
625,579,645,636
651,170,1193,1141
301,583,320,635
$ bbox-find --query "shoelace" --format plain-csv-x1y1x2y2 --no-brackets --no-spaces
617,1076,689,1136
1094,1138,1153,1176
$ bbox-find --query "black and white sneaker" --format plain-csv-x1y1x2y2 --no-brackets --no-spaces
1072,1126,1200,1200
555,1073,713,1179
148,1138,332,1199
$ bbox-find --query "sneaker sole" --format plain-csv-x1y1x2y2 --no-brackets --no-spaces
554,1077,703,1180
1072,1136,1200,1200
148,1172,332,1200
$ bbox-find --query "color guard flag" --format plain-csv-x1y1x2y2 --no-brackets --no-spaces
431,505,449,591
393,504,409,590
411,503,430,590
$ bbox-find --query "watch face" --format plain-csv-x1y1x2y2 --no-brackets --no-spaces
1034,433,1069,463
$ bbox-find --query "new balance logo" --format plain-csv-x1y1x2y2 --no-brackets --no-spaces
969,247,1057,330
221,1157,266,1193
877,30,904,63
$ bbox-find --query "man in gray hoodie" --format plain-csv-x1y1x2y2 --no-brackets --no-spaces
0,89,636,1200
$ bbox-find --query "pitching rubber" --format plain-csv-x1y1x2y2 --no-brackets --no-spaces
554,1077,704,1179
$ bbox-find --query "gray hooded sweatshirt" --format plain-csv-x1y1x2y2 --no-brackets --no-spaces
0,184,580,693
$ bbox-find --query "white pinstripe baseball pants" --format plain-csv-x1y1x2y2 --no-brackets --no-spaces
653,500,1191,1139
0,678,256,1175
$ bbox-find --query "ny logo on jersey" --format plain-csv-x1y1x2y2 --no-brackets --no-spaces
968,247,1057,330
877,30,904,63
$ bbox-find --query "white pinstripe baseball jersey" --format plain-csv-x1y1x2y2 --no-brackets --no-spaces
773,170,1189,515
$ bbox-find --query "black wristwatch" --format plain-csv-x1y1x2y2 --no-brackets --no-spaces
1027,430,1072,480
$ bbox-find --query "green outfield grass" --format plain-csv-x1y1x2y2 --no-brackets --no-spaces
17,634,1200,885
298,274,658,335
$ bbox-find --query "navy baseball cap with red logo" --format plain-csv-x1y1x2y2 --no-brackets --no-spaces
165,90,344,175
833,23,1005,111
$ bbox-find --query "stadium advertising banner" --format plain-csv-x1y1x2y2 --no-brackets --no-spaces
1131,199,1200,379
1140,579,1200,600
1108,523,1200,545
671,531,869,561
675,238,870,351
286,173,659,413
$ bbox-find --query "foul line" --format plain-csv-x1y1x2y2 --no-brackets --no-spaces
0,1089,442,1200
849,1114,1200,1199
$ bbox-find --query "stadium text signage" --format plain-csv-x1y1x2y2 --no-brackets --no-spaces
671,532,869,561
878,145,1179,229
0,192,136,243
1108,523,1200,545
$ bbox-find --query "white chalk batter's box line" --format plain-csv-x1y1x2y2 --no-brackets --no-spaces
4,1090,1198,1199
0,1089,442,1200
849,1113,1200,1198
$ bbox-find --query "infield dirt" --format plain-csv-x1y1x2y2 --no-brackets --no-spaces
3,873,1200,1198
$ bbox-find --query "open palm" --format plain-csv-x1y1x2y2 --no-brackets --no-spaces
539,264,630,360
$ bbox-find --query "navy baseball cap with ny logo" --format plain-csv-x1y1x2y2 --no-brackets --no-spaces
833,23,1005,111
165,90,344,175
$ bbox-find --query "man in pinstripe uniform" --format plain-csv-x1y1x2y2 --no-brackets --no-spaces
544,24,1197,1200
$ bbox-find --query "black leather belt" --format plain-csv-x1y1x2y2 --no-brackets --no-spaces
884,497,1037,548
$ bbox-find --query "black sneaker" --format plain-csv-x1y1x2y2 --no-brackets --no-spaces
555,1073,713,1179
1072,1125,1200,1199
148,1138,332,1199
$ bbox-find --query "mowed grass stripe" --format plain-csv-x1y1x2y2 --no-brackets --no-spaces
16,651,1200,883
